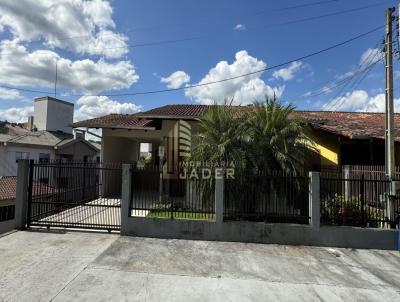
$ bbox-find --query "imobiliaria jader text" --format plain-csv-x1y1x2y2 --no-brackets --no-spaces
178,160,236,180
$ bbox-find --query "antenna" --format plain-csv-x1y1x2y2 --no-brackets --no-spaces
54,59,58,98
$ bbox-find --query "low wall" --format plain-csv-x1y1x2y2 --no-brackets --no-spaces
121,217,398,250
0,220,15,235
120,165,398,250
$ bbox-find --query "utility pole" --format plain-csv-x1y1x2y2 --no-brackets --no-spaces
385,7,395,180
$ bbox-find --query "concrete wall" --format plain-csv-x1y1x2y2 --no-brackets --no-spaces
0,220,14,234
121,168,398,250
34,97,74,134
102,136,138,164
121,218,398,250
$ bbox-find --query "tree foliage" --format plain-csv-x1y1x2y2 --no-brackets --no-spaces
190,98,311,175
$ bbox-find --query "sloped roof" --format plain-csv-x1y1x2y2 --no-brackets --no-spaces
0,176,57,201
72,114,156,129
5,131,72,147
135,104,214,118
1,130,100,151
291,111,400,141
0,134,14,142
55,137,100,152
71,104,400,142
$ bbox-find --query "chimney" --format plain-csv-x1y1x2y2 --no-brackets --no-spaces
33,96,74,134
74,129,85,140
27,116,34,131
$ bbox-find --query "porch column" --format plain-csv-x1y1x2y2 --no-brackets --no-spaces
121,163,132,235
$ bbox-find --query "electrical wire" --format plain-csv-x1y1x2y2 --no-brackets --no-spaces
302,37,384,100
324,45,384,111
0,0,393,57
0,26,383,98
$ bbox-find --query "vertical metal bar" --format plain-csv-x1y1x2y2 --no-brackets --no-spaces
361,174,365,226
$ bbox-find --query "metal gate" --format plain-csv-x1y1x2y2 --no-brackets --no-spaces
27,161,121,231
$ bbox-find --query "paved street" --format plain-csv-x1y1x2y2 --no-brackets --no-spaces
1,230,400,301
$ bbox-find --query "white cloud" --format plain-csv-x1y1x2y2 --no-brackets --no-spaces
0,39,138,93
161,71,190,89
0,87,22,100
335,48,383,81
360,48,382,65
272,61,303,81
0,0,128,58
185,50,284,105
234,24,246,31
322,90,400,112
0,105,33,122
74,96,142,122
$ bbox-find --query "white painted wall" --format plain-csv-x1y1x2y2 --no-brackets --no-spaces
34,97,74,134
0,145,55,176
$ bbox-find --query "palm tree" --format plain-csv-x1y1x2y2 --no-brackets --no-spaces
190,104,246,167
244,99,310,175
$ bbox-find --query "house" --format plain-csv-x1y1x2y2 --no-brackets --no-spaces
0,96,100,176
72,104,400,175
0,176,58,234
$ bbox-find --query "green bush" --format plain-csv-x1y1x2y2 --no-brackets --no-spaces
321,194,384,228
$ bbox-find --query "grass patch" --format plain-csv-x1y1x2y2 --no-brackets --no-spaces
147,210,215,221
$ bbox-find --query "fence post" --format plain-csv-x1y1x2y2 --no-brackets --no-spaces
388,180,400,228
343,165,351,201
15,160,30,230
121,164,132,235
215,169,224,225
309,171,320,229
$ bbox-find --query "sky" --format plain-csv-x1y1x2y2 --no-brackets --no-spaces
0,0,399,123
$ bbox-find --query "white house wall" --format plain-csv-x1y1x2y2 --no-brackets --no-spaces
0,145,55,176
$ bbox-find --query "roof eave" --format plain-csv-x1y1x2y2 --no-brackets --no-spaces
72,124,157,131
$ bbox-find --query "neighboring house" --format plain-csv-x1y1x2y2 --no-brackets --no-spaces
0,176,58,234
0,177,17,231
72,104,400,174
0,96,100,177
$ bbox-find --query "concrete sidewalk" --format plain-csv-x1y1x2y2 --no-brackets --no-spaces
1,231,400,301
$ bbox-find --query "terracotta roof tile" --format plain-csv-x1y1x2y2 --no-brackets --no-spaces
72,114,156,129
71,104,400,142
292,111,400,141
0,176,57,201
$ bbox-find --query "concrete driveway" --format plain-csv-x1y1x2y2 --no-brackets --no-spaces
0,231,400,302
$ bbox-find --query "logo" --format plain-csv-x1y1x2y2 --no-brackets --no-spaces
177,120,235,180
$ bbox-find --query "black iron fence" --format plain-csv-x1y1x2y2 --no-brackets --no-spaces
320,175,394,227
129,166,215,220
224,171,310,224
27,161,121,231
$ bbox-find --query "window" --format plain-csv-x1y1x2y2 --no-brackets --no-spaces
139,143,153,164
39,153,50,163
15,152,29,162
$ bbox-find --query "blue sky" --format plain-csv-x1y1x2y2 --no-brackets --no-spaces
0,0,398,122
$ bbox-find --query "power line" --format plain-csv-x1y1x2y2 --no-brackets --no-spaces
324,44,384,111
0,25,384,98
264,0,394,29
253,0,340,15
0,0,342,45
302,37,384,100
0,0,392,57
